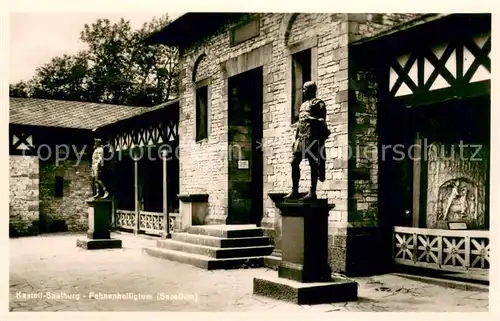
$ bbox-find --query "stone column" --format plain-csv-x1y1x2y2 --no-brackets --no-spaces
162,150,171,239
336,29,384,276
133,151,142,235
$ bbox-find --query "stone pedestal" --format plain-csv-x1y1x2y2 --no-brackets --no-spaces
266,192,309,259
76,199,122,250
436,220,469,230
178,194,209,230
253,198,358,305
268,192,294,258
436,220,450,229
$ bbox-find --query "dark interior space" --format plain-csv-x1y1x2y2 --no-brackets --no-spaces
227,67,263,225
113,156,135,211
379,95,490,229
141,156,163,212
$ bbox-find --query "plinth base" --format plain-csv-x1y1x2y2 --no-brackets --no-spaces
76,238,122,250
253,275,358,305
436,220,470,230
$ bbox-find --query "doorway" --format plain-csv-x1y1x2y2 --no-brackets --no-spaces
410,96,490,230
227,67,263,225
379,95,490,230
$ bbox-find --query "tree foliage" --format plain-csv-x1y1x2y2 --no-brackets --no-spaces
10,15,178,107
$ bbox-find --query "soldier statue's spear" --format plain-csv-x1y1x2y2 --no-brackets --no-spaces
284,81,331,201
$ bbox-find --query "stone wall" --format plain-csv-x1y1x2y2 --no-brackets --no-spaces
333,61,383,275
346,14,423,221
39,159,93,232
348,69,380,226
178,13,350,228
327,13,423,275
9,155,40,236
347,13,422,43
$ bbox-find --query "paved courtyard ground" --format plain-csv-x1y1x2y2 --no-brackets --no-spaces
9,232,489,312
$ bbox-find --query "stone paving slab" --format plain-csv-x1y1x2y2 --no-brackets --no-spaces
8,232,489,312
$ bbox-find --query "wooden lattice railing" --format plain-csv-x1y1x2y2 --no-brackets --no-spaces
393,226,489,272
115,209,135,230
115,209,180,235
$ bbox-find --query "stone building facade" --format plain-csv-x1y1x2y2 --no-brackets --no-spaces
347,13,491,276
147,13,427,275
9,155,40,235
38,159,93,233
9,135,94,236
9,155,93,235
10,13,489,280
8,98,150,236
176,13,418,225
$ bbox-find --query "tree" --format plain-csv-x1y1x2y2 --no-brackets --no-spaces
29,52,90,101
9,14,178,107
9,81,30,98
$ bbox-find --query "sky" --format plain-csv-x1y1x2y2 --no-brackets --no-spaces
8,1,494,84
9,12,183,84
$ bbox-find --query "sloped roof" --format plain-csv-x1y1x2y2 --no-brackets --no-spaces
350,14,449,47
9,98,149,130
104,98,179,124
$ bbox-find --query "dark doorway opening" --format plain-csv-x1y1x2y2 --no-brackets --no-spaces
113,156,134,211
166,142,180,214
227,67,263,225
139,145,180,214
141,156,163,212
379,95,490,230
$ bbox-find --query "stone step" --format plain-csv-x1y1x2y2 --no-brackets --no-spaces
171,232,271,248
263,255,282,270
392,273,489,292
187,225,263,238
143,247,265,270
156,239,274,259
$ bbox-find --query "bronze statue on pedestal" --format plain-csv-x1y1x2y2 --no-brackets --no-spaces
91,137,110,199
284,81,331,201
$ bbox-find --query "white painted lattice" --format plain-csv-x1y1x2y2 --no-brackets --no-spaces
393,226,489,272
389,32,491,98
116,209,179,235
116,210,135,229
110,120,178,152
139,211,164,233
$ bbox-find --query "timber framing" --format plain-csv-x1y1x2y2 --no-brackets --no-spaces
352,13,491,108
94,99,180,152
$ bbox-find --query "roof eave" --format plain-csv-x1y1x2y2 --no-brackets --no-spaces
94,98,180,132
145,13,188,46
351,13,490,50
145,12,247,46
350,13,449,47
9,122,95,132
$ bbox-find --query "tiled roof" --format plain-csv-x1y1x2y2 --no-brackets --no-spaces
98,98,180,127
9,98,149,130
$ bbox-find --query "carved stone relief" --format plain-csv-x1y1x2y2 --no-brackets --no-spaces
437,178,478,222
426,142,487,229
